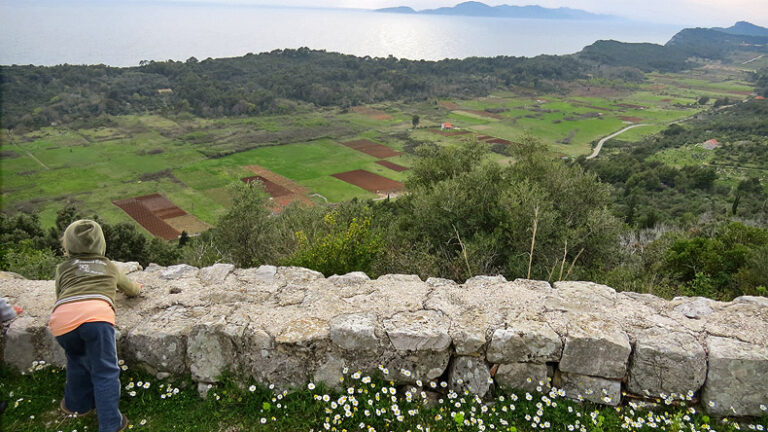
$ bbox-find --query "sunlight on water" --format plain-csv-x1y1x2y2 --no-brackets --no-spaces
0,2,681,66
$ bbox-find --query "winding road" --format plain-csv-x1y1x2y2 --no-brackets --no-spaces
586,124,651,160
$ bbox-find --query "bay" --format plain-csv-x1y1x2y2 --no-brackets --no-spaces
0,1,681,66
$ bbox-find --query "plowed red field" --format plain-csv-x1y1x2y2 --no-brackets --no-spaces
244,165,313,213
113,194,183,240
342,140,402,158
241,176,292,197
375,160,409,172
331,170,404,194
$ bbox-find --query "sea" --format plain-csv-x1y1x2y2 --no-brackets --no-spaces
0,1,683,67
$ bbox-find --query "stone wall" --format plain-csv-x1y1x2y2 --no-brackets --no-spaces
2,264,767,417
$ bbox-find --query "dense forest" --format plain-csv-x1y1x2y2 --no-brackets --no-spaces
0,50,584,130
3,22,767,131
577,100,768,299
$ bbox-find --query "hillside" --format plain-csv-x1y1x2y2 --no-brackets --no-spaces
714,21,768,37
578,21,768,71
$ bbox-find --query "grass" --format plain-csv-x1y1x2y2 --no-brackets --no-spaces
0,65,752,231
2,362,766,432
647,145,715,168
0,115,407,228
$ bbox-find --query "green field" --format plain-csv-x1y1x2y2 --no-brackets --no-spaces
1,111,410,227
0,66,753,232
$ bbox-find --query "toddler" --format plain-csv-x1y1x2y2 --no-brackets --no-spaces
49,219,141,432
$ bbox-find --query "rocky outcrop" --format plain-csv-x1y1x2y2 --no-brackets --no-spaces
2,265,767,417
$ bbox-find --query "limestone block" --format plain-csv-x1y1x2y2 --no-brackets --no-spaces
627,328,706,397
124,307,192,374
673,297,714,319
231,323,311,391
559,319,630,379
276,284,307,306
187,324,238,383
329,314,379,351
276,318,329,346
0,271,26,280
4,316,36,371
559,372,621,406
702,336,768,417
236,265,277,284
733,296,768,307
451,328,486,355
426,277,458,287
486,321,562,364
377,274,422,282
385,350,451,384
42,327,67,368
314,355,345,388
143,263,164,273
464,275,507,286
160,264,199,280
3,318,65,371
554,281,617,300
113,261,143,274
495,362,550,393
277,266,323,283
512,279,554,292
328,272,370,286
449,356,492,397
384,310,451,352
198,263,235,285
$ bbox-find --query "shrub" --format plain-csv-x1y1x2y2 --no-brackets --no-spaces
1,240,58,280
284,209,383,277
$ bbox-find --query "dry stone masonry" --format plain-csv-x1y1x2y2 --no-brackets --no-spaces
2,264,767,417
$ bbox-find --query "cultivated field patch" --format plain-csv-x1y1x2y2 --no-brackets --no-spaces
619,116,644,123
113,194,184,240
452,109,503,120
430,129,471,137
241,176,292,197
331,170,404,194
375,160,409,172
342,139,402,158
351,106,393,121
165,214,212,235
244,165,313,212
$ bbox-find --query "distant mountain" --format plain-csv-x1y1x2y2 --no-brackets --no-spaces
376,6,416,14
666,27,768,60
577,21,768,73
375,1,613,20
713,21,768,37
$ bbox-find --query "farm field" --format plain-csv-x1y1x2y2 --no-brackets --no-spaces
0,109,411,231
0,67,753,235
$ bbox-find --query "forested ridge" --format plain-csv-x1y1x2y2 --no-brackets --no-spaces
0,49,583,130
3,21,767,130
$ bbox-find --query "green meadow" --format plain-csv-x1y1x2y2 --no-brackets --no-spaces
0,69,740,231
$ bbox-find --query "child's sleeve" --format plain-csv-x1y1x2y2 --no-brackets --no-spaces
116,272,141,297
109,262,141,297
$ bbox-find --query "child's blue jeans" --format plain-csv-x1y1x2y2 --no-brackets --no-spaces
56,321,122,432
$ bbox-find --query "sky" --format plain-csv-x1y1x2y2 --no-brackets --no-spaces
156,0,768,27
